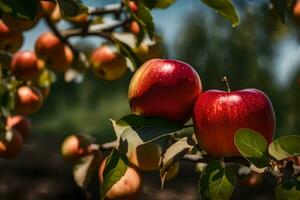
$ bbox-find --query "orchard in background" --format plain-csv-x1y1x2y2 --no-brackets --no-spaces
1,0,300,200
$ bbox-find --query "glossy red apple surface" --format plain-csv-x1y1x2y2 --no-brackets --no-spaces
193,89,276,157
128,59,202,124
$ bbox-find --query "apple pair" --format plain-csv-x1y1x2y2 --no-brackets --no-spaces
128,59,276,157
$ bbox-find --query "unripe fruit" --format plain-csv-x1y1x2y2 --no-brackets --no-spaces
128,59,202,123
61,134,93,162
90,45,127,80
129,142,161,171
0,129,23,159
10,51,42,81
130,21,140,35
35,32,73,72
134,37,164,63
15,86,43,115
49,5,61,23
2,14,38,32
0,20,23,53
164,162,179,181
99,158,142,200
7,115,31,140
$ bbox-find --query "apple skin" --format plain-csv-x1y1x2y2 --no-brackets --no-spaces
0,129,23,159
99,158,142,200
193,89,276,157
7,115,31,140
130,21,140,35
90,45,127,81
9,51,42,81
35,32,73,72
15,86,43,115
0,20,23,53
128,59,202,124
61,134,94,162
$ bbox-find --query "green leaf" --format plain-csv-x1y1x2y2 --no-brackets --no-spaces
141,0,176,9
276,179,300,200
201,0,239,27
101,149,128,200
234,128,269,168
269,135,300,161
73,151,103,189
0,0,38,20
114,39,141,70
199,160,236,200
159,137,194,188
57,0,87,17
129,1,154,38
111,114,183,142
117,126,144,157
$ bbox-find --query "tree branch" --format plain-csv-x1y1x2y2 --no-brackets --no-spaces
44,15,79,57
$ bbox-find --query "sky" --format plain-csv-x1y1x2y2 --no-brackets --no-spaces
21,0,300,87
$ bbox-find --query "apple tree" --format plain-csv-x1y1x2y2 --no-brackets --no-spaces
1,0,300,200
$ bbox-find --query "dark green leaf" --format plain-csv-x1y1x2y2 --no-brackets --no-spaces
114,40,141,70
159,137,194,188
269,135,300,161
199,160,235,200
201,0,239,27
141,0,176,9
129,1,154,38
276,179,300,200
0,0,37,20
111,114,183,142
101,149,128,200
234,129,269,168
57,0,87,17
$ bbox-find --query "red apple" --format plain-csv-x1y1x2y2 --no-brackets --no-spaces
128,59,202,124
7,115,31,140
193,89,276,157
0,20,24,53
10,50,42,81
128,1,138,13
1,13,38,32
35,32,73,72
15,86,43,115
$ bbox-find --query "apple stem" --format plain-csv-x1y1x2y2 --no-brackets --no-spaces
221,76,231,92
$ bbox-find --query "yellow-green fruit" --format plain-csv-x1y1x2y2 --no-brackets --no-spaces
99,158,142,200
134,37,164,64
129,142,162,171
61,134,92,162
164,162,179,181
90,45,127,81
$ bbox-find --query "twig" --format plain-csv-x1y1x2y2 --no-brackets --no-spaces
88,4,122,16
44,15,79,57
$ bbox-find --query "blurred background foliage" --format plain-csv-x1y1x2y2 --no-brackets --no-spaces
30,0,300,143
